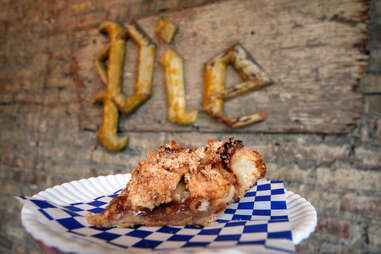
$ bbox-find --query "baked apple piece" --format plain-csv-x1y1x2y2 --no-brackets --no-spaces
86,138,266,227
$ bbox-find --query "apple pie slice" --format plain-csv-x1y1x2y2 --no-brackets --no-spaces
86,138,266,227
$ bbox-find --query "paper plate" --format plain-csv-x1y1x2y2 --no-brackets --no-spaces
20,174,317,253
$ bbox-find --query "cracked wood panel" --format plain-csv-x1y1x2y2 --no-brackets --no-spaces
74,0,368,134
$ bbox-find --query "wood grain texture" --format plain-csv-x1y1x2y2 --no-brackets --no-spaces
74,0,368,134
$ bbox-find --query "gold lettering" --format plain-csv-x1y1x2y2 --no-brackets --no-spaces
203,43,272,128
160,48,198,124
94,22,156,151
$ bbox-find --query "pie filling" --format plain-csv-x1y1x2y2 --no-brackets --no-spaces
86,138,266,227
89,195,227,227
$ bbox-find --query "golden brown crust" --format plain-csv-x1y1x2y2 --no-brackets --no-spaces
184,163,235,206
94,22,129,151
93,22,156,151
228,147,266,197
156,18,177,43
203,43,272,128
125,162,183,210
160,48,198,124
86,138,266,227
112,23,156,116
156,18,197,125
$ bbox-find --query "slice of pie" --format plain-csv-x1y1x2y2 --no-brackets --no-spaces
86,138,266,227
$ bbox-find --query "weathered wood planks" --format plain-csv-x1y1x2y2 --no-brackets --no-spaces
74,0,368,134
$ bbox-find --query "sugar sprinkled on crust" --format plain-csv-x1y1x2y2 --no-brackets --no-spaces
87,138,266,227
126,162,183,210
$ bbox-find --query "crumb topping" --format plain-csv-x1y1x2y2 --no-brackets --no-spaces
86,138,266,227
125,161,182,210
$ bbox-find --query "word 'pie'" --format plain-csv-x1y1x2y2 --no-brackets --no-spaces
86,138,266,227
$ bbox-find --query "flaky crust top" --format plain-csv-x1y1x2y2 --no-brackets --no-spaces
123,138,264,211
87,138,266,227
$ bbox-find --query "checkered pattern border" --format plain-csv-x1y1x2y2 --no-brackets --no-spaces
19,179,295,253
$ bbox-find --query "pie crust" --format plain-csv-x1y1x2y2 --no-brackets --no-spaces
86,138,266,227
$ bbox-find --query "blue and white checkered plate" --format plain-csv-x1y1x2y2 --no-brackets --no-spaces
19,174,317,254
